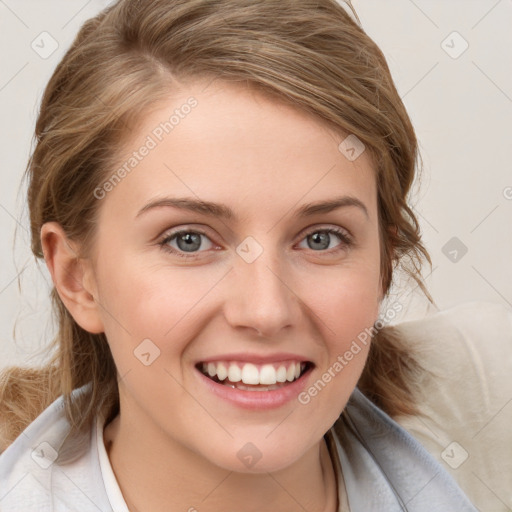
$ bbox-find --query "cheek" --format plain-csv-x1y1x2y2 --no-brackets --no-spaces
306,258,381,337
93,255,224,366
295,270,378,428
301,259,380,390
319,288,377,377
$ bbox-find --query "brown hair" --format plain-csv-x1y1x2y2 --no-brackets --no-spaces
0,0,433,450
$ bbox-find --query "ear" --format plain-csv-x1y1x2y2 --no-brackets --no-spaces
41,222,104,334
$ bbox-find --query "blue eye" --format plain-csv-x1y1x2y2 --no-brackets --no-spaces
297,228,353,252
158,226,353,259
159,229,214,257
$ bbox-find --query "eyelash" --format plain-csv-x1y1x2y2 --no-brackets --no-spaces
157,226,354,259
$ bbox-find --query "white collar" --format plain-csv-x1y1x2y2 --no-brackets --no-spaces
95,414,130,512
0,384,479,511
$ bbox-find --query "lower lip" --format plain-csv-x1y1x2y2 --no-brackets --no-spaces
196,366,313,410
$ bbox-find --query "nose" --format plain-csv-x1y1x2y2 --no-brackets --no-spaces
223,246,301,339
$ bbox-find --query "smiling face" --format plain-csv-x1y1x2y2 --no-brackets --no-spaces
83,79,383,473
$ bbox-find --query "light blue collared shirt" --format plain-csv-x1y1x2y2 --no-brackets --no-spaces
0,385,478,511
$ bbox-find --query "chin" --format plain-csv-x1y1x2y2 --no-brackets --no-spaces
198,430,319,475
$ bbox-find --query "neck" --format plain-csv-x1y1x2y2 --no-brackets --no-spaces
103,412,339,512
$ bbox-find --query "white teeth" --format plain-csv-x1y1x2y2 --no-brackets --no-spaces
200,360,307,386
241,363,260,385
276,365,287,383
227,364,242,382
259,364,277,385
217,362,228,381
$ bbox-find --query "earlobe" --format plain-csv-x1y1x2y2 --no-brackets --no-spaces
41,222,104,334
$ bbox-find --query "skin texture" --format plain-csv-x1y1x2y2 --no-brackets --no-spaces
41,79,383,511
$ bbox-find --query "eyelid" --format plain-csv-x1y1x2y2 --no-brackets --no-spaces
158,225,218,249
158,223,216,242
296,223,353,243
158,223,354,257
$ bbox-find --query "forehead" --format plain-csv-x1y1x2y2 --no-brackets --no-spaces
101,79,377,223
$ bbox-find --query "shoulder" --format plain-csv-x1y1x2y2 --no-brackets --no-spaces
392,301,512,511
393,300,512,416
330,388,478,511
401,299,512,340
0,385,112,511
393,299,512,353
0,392,70,510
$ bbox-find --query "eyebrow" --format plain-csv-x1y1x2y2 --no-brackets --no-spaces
136,195,369,220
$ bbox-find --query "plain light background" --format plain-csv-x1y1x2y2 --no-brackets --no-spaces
1,0,511,368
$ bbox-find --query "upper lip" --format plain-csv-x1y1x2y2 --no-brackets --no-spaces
196,352,313,365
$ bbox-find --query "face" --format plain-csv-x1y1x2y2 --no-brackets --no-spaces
85,79,382,473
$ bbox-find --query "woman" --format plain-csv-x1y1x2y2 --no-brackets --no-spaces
0,0,479,510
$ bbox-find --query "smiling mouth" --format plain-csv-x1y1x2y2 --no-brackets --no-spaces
196,360,314,391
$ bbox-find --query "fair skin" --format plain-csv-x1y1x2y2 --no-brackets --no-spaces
42,79,383,511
